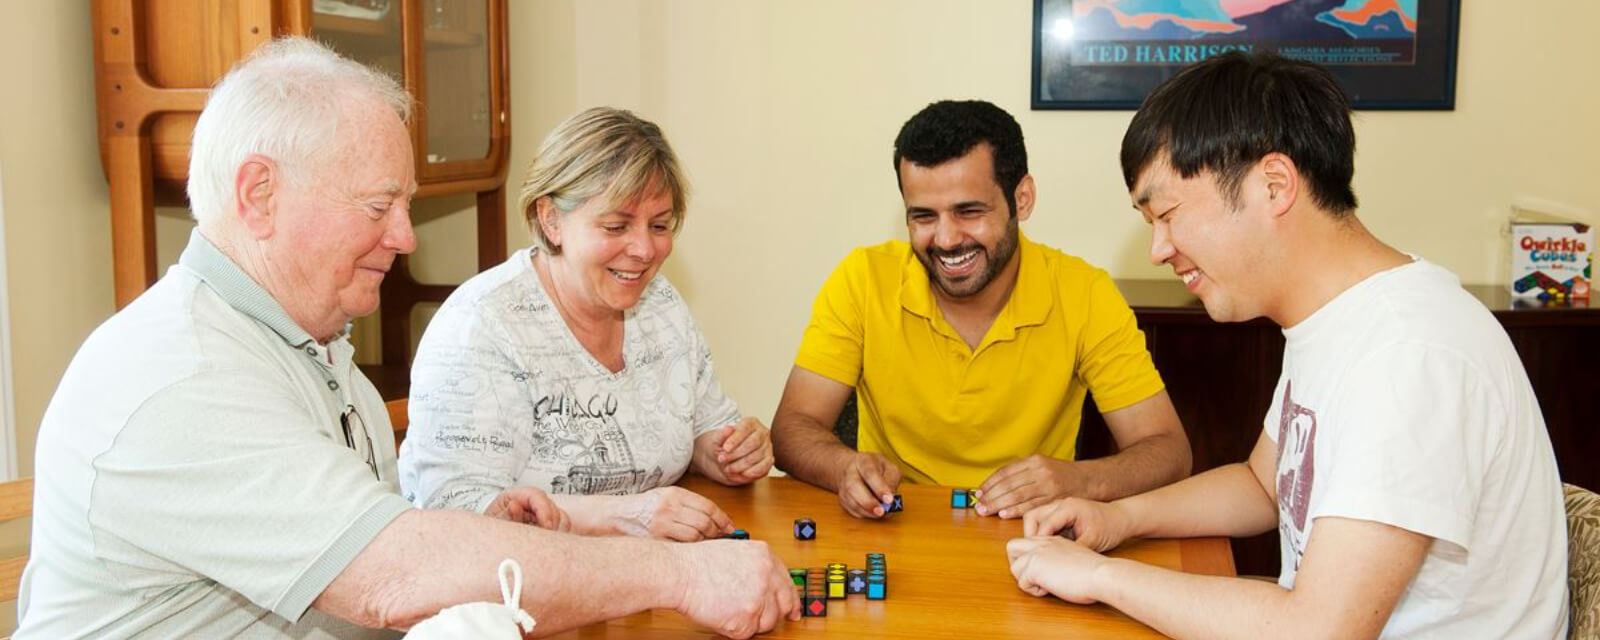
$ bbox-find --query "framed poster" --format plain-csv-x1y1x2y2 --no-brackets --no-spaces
1032,0,1460,110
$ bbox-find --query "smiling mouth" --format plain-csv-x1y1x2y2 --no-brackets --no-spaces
937,248,979,269
608,268,644,282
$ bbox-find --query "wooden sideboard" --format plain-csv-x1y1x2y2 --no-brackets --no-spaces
1077,279,1600,577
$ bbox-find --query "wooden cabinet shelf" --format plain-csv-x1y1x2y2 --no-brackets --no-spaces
93,0,511,379
313,13,485,48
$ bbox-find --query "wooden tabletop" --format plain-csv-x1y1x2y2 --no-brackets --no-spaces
551,475,1234,639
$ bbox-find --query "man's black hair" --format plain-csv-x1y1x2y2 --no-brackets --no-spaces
1121,51,1359,216
894,100,1028,215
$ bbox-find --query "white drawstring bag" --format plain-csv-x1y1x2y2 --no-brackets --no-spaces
404,559,537,639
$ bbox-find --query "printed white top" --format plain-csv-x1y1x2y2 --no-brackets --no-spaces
399,248,740,512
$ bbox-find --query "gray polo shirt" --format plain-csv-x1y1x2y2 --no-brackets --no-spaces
17,230,411,639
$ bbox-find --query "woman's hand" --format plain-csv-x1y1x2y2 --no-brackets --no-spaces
612,486,735,541
694,417,774,486
483,486,572,532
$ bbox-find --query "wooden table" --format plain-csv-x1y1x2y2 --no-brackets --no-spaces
552,476,1235,638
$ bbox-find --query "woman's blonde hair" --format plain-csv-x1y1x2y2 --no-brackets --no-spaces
517,107,688,254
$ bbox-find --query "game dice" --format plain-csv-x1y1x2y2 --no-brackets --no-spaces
846,568,867,594
794,517,816,540
951,488,974,508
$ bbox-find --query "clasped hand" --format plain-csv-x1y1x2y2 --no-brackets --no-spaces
1006,496,1134,604
700,417,774,485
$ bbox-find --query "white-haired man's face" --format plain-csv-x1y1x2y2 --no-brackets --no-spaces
267,96,417,334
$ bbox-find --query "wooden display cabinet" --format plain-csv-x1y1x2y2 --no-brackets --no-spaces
91,0,510,390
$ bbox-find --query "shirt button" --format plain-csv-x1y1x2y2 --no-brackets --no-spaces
327,380,339,391
306,346,319,357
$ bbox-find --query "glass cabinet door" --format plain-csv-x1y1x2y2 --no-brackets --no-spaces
306,0,501,185
420,0,493,168
309,0,405,86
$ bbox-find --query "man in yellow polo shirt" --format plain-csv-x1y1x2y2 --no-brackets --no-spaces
772,100,1191,519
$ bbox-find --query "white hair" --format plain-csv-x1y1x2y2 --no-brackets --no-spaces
186,37,412,223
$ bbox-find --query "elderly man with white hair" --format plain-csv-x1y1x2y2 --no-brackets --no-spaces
16,38,798,639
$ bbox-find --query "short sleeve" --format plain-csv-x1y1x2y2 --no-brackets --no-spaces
1075,272,1165,412
1311,342,1497,551
793,253,867,386
400,300,533,513
682,310,742,438
89,370,412,622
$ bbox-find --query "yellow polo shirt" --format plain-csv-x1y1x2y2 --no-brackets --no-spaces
794,233,1164,487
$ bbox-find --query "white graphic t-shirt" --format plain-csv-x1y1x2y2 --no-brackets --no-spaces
399,249,741,511
1266,258,1568,638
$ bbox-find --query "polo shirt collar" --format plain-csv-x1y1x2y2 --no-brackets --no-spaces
177,229,346,349
899,230,1053,335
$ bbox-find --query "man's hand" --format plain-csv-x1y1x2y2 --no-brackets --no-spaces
975,454,1090,518
1006,536,1111,605
835,452,902,518
613,486,734,541
672,539,801,639
1023,497,1134,552
483,486,571,532
712,417,775,485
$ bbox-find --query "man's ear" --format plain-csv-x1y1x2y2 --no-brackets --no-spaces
1258,152,1299,218
1013,174,1036,222
234,154,278,239
534,196,562,249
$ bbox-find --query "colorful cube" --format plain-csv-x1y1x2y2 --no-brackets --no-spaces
793,517,817,540
883,494,904,513
725,528,750,540
803,592,828,617
789,568,806,587
951,488,974,508
846,569,867,594
866,574,887,600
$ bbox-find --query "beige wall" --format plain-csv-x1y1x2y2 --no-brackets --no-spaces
2,1,1598,481
0,2,110,478
509,0,1600,427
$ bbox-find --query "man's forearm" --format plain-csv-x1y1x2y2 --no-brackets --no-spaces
1073,431,1192,501
771,413,855,492
1119,463,1278,540
1092,559,1307,640
318,509,681,633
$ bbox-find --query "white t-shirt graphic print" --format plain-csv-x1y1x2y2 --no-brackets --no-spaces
1274,381,1316,574
1264,258,1567,638
400,248,741,511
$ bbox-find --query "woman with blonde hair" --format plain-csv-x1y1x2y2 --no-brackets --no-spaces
400,107,772,540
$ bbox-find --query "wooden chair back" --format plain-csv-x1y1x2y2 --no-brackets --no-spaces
1567,483,1600,640
386,398,408,452
0,477,34,603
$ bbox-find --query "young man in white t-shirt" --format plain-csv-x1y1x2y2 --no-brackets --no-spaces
1006,51,1570,638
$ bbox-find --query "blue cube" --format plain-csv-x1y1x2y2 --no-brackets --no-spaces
846,569,867,594
793,518,816,540
866,574,887,600
951,489,973,508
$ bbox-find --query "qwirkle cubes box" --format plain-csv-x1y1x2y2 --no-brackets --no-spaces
1510,221,1591,298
